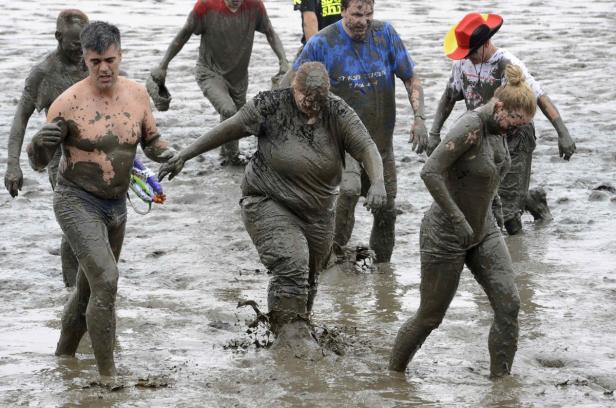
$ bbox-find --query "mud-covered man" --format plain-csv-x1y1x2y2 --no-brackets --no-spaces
428,13,576,234
150,0,289,165
4,9,89,287
28,21,175,379
159,62,386,354
287,0,427,263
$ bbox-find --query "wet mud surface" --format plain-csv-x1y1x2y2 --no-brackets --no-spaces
1,1,615,406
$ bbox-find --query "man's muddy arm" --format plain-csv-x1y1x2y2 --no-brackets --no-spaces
4,95,36,196
427,87,458,156
264,25,289,74
151,16,196,83
537,94,576,160
403,75,428,153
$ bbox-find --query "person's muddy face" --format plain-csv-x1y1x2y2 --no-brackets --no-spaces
84,44,122,91
293,86,326,118
224,0,244,12
57,23,84,64
494,102,533,131
466,44,487,65
341,0,374,41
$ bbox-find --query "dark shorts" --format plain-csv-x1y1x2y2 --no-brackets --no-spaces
53,180,127,260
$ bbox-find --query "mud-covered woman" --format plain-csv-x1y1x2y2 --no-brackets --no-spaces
389,65,536,378
159,62,386,350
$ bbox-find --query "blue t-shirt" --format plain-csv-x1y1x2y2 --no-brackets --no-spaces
294,20,415,153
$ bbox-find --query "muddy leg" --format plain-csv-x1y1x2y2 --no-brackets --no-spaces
48,149,79,287
334,159,361,253
466,232,520,378
241,196,310,320
81,221,124,377
61,236,79,287
389,254,464,372
501,124,536,235
370,196,396,263
306,220,334,315
200,73,243,164
53,189,125,377
55,266,90,355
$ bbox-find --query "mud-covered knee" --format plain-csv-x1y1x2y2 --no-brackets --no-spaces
91,268,119,304
417,311,445,331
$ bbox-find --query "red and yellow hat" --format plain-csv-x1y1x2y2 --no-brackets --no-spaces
444,13,503,60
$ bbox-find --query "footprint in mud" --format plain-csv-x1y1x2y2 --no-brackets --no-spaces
535,356,566,368
147,249,167,258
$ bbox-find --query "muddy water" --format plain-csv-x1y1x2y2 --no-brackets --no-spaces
1,0,615,406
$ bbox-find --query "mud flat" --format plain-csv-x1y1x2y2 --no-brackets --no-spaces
1,0,615,406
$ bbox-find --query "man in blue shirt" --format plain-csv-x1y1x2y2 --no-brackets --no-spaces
287,0,427,263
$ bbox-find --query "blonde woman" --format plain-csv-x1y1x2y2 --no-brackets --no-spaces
390,65,536,378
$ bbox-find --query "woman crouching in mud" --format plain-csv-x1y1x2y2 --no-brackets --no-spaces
389,65,536,378
159,62,386,351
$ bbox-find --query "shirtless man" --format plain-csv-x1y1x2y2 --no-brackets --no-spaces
28,21,174,379
150,0,289,165
4,9,89,287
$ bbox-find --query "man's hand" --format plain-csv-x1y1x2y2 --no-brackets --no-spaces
426,130,441,157
4,164,23,197
558,132,576,161
452,216,474,247
158,152,186,181
158,149,176,163
150,66,167,86
271,61,289,89
277,60,290,77
410,119,428,154
32,122,65,149
364,181,387,213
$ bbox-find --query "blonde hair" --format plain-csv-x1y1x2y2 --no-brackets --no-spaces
494,64,537,116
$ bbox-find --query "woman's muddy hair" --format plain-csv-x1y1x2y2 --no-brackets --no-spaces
294,62,330,96
56,9,89,32
342,0,375,10
494,64,537,116
80,21,121,54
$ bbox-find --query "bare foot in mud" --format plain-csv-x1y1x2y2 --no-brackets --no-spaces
271,320,325,361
